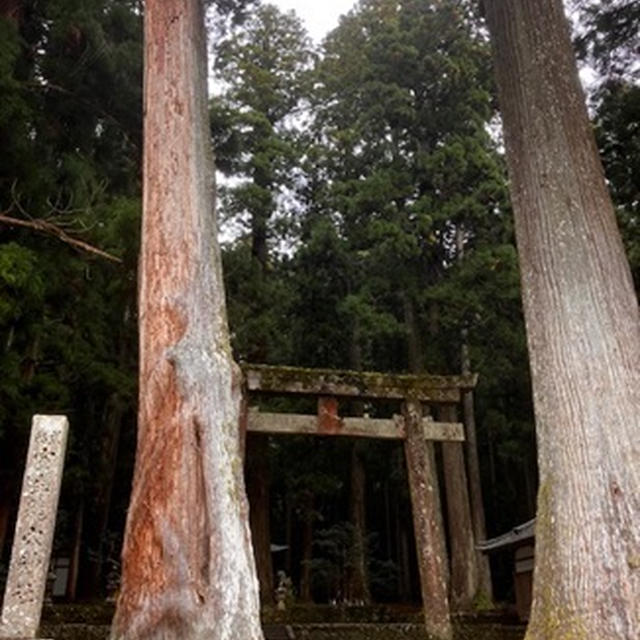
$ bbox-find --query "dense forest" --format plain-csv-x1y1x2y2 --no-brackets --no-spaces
0,0,638,608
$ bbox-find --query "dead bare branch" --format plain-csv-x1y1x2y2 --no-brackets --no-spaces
0,212,122,263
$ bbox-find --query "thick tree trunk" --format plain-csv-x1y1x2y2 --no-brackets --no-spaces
246,433,274,605
110,1,263,638
439,405,478,611
460,339,493,600
484,1,640,637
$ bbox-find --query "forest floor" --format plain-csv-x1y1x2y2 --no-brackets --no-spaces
40,603,526,639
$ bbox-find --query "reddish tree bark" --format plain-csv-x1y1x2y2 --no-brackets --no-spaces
484,1,640,638
110,1,262,638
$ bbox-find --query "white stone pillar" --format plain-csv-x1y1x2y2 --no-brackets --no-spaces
0,415,68,639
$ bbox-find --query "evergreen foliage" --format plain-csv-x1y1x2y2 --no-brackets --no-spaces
0,0,637,607
0,0,142,595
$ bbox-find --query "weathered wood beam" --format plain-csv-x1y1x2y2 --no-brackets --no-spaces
243,364,477,403
246,410,464,441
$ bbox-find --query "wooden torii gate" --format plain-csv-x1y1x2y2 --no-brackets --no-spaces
240,363,478,639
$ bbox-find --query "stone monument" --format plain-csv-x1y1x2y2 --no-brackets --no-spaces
0,415,69,640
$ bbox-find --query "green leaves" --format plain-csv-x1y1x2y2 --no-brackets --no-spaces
0,242,42,292
594,81,640,287
574,0,640,79
0,243,43,324
214,4,314,122
574,0,640,288
212,3,315,271
0,1,141,520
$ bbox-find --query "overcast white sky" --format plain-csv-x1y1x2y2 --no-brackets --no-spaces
271,0,357,42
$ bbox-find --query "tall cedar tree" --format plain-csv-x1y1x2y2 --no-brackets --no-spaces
312,0,505,609
484,1,640,638
110,0,263,638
